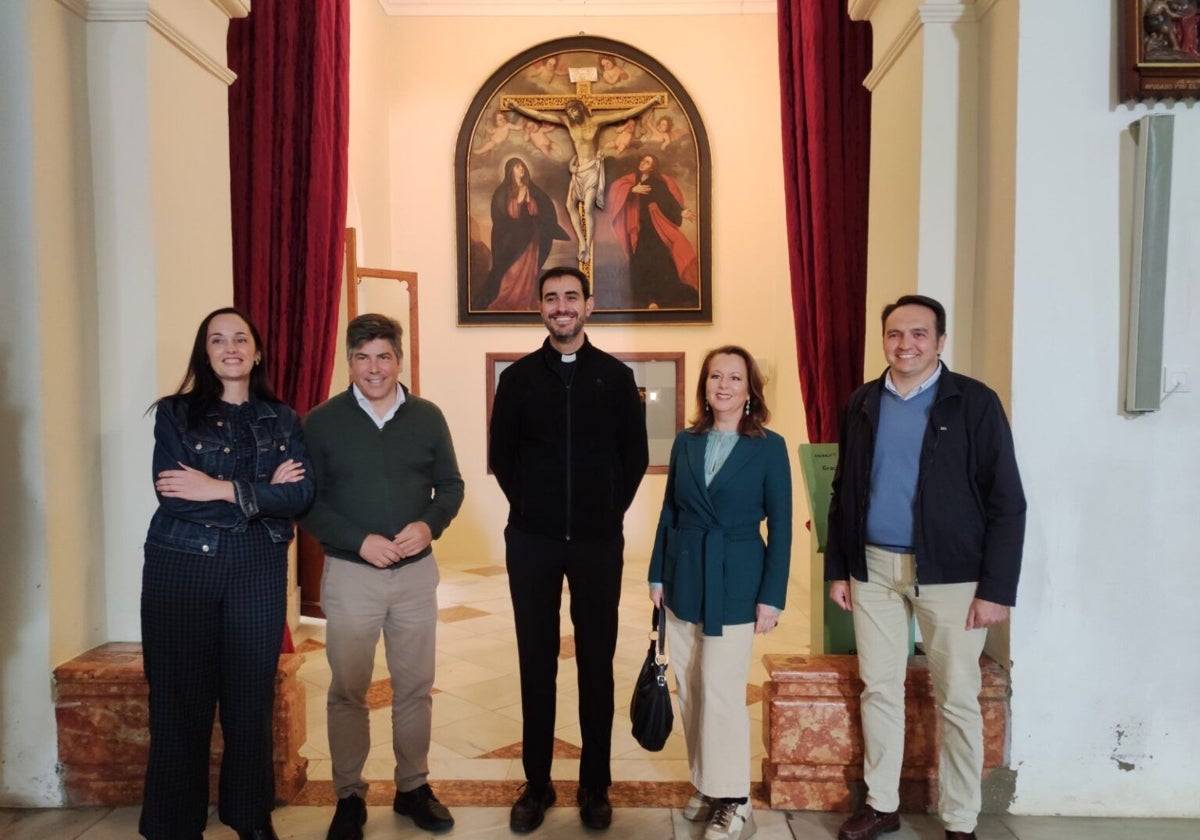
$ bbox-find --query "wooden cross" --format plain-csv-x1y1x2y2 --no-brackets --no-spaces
502,77,667,119
502,67,669,273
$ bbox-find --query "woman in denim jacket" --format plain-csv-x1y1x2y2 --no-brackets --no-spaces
139,308,313,840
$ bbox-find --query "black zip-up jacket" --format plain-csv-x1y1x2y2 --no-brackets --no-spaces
824,366,1026,606
489,337,649,541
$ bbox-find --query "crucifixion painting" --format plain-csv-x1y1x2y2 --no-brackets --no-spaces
456,36,711,325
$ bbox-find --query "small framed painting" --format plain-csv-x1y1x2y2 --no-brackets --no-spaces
484,351,685,474
1120,1,1200,101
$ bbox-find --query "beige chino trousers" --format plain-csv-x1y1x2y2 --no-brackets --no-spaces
322,553,439,799
851,545,987,834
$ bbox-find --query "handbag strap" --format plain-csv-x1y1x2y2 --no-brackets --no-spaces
650,606,668,666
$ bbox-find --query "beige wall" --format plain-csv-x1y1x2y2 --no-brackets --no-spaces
346,0,809,569
0,0,244,805
150,33,234,396
29,0,106,676
862,24,923,375
971,0,1017,406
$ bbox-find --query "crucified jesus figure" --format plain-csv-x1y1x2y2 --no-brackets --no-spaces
502,93,665,264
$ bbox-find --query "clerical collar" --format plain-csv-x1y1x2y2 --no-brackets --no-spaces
561,352,577,363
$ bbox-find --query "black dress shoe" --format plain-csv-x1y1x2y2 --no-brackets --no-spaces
327,794,367,840
394,783,455,832
237,818,280,840
837,805,900,840
510,781,556,833
577,785,612,830
945,832,977,839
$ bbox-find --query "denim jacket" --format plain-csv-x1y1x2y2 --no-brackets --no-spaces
145,395,315,556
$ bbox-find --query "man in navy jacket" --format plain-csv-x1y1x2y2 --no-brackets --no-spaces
826,295,1025,840
490,267,648,833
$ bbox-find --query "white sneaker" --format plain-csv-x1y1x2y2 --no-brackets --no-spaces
683,791,714,822
704,800,755,840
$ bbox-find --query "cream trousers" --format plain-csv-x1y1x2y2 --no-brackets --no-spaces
665,608,755,798
851,545,987,833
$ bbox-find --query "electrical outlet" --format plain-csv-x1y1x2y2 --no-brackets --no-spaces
1164,366,1191,394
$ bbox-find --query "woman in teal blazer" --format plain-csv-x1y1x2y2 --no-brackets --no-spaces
649,345,792,840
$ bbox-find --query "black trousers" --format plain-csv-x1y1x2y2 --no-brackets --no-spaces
139,527,286,839
505,526,624,789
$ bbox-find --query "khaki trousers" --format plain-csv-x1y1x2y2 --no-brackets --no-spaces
851,545,986,833
665,608,755,798
322,554,439,798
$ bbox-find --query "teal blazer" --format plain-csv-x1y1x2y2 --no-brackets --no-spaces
648,428,793,636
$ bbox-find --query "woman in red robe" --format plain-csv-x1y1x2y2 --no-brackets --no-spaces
608,154,700,309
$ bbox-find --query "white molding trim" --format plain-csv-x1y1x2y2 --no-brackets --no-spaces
862,9,921,92
847,0,880,21
57,0,90,19
377,0,776,16
211,0,251,19
68,0,236,84
917,2,976,25
863,1,987,91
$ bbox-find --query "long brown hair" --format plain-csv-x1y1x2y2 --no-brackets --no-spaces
687,345,769,438
151,307,278,428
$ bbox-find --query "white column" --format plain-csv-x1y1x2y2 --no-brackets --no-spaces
86,2,161,642
915,0,981,370
84,0,247,640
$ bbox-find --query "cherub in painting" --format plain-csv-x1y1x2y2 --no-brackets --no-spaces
525,55,568,86
521,119,560,158
596,54,629,86
641,114,688,151
474,111,521,156
604,117,640,155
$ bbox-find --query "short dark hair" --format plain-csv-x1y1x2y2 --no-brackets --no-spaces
538,266,591,299
881,294,946,336
346,313,403,360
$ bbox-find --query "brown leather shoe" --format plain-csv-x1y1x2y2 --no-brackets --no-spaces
945,832,977,839
837,805,900,840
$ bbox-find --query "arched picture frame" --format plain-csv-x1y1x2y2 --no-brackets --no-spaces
456,36,712,325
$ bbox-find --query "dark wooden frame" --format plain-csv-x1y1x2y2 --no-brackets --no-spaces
1120,1,1200,101
484,351,685,475
456,36,712,325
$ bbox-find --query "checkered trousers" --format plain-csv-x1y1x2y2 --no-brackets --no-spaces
138,523,286,839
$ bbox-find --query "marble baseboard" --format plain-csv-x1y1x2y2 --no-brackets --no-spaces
761,653,1010,812
54,643,308,806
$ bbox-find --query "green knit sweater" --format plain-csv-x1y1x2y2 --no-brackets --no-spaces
301,386,464,565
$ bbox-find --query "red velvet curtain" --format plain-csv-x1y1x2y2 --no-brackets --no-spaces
227,0,349,418
777,1,872,443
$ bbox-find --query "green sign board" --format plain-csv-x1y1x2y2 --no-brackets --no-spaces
799,443,839,553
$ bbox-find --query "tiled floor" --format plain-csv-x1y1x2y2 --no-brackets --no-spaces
290,547,814,794
2,806,1196,839
15,551,1196,837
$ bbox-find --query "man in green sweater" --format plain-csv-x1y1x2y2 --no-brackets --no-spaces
302,314,464,840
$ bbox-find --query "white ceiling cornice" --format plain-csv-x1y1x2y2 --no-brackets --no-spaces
378,0,776,17
59,0,237,84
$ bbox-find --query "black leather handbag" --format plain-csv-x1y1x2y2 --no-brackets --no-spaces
630,606,674,751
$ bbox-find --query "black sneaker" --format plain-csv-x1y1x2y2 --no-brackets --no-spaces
393,783,455,832
510,781,556,833
326,794,366,840
577,785,613,830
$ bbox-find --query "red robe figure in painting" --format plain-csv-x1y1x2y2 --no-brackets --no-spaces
607,154,699,309
474,157,569,311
